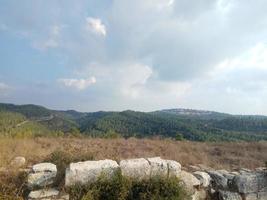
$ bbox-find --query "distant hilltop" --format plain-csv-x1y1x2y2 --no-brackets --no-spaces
1,102,267,141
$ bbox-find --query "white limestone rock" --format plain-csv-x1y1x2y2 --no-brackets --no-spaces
178,170,201,194
119,158,151,181
10,156,26,168
191,189,207,200
166,160,181,177
28,188,59,199
65,159,119,187
28,172,57,189
147,157,168,178
27,163,57,189
193,171,211,187
32,163,57,173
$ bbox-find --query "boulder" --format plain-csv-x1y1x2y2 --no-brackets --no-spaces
166,160,181,177
193,171,211,187
65,159,119,186
27,163,57,189
28,172,57,189
32,163,57,173
147,157,168,178
120,158,150,180
178,170,201,194
28,188,59,199
28,188,69,200
232,172,267,194
208,171,228,190
10,156,26,168
244,192,267,200
191,189,207,200
218,190,242,200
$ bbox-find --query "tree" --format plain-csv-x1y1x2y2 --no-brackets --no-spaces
175,133,184,141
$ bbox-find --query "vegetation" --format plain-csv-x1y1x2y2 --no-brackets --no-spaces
1,103,267,141
1,137,267,199
68,172,189,200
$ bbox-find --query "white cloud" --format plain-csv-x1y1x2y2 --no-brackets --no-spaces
58,77,96,90
0,82,9,90
86,17,106,37
33,25,62,50
0,82,11,97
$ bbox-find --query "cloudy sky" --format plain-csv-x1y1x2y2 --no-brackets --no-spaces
0,0,267,114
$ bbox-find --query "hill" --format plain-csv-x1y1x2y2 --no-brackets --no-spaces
0,103,267,141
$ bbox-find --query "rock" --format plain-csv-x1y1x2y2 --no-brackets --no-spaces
28,190,69,200
166,160,181,177
193,171,211,187
120,158,151,181
27,163,57,189
65,159,119,186
32,163,57,173
147,157,168,177
178,170,201,194
28,188,59,199
218,190,242,200
208,170,228,190
230,171,240,176
232,172,267,194
10,156,26,168
191,189,207,200
256,167,267,172
28,171,57,189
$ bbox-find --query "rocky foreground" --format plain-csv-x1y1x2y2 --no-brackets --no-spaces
2,156,267,200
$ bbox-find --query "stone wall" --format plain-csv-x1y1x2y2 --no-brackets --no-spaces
8,156,267,200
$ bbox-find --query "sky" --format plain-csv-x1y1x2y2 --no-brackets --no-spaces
0,0,267,115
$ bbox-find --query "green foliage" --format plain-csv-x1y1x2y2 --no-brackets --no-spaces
175,133,184,141
103,130,122,139
68,172,189,200
1,103,267,141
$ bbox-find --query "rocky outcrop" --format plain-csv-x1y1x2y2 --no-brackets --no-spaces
193,171,211,187
206,169,267,200
27,163,57,189
166,160,182,177
147,157,168,177
179,170,201,194
65,159,119,186
120,158,151,180
21,156,267,200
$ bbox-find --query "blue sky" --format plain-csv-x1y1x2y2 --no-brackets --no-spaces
0,0,267,114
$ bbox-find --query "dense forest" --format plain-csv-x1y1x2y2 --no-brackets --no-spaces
0,103,267,141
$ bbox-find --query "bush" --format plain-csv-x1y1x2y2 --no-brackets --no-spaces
175,133,184,141
68,172,189,200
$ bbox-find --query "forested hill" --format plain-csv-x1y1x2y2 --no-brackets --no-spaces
0,103,267,141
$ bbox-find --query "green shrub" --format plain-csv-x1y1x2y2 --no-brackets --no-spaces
68,172,189,200
175,133,184,141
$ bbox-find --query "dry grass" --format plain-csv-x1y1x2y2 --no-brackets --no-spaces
1,137,267,170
